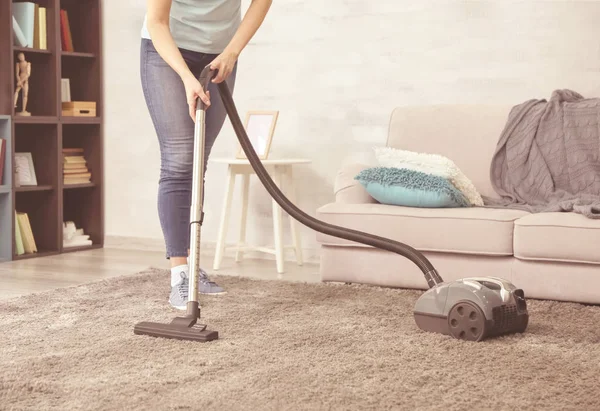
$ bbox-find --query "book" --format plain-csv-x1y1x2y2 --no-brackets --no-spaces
65,173,92,180
15,212,24,256
63,155,86,164
63,179,91,185
12,16,27,47
60,10,74,52
13,4,46,50
33,6,47,50
64,168,88,174
64,161,85,165
12,2,36,48
17,212,37,254
32,4,39,48
40,6,47,49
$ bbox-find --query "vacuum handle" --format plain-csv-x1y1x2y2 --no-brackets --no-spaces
197,65,218,111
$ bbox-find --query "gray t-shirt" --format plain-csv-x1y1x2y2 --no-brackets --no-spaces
141,0,242,54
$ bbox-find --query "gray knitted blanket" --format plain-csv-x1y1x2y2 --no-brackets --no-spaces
484,89,600,218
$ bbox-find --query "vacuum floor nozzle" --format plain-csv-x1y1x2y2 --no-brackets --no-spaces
133,321,218,342
134,301,218,342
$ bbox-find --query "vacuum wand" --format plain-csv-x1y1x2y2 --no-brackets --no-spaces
204,66,443,288
132,68,220,343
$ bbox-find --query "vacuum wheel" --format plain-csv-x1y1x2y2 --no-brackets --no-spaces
447,301,487,341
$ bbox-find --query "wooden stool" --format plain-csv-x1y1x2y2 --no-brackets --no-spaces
209,158,312,274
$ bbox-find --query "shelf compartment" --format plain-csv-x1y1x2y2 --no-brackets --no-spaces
14,123,59,188
61,122,102,249
61,56,100,118
62,186,102,249
15,189,60,258
62,123,100,186
59,0,100,55
12,0,59,52
0,186,10,194
13,49,58,117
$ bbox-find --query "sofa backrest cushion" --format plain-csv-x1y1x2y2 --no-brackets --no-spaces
386,104,512,199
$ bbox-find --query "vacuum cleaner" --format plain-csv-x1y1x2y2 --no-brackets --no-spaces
134,65,529,343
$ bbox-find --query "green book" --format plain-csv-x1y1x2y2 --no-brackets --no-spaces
15,212,24,255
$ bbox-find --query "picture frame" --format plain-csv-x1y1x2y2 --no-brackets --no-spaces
14,152,37,186
236,110,279,160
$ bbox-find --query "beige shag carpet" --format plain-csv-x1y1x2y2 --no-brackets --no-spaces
1,268,600,411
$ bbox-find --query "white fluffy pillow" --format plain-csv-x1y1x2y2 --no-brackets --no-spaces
373,147,484,206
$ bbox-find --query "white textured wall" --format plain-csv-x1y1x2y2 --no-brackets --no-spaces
103,1,600,258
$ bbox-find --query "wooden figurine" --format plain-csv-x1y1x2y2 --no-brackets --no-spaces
14,52,31,116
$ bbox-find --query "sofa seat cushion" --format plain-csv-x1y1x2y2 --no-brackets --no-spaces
316,203,529,256
514,213,600,264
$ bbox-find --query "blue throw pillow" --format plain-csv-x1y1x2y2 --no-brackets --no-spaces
354,167,470,208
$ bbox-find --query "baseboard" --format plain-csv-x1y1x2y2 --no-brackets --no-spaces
104,235,321,264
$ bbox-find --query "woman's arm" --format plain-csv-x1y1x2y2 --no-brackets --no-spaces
146,0,210,108
210,0,273,83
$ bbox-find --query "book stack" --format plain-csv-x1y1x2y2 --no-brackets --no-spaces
63,221,92,248
15,211,37,256
63,148,92,185
12,2,47,49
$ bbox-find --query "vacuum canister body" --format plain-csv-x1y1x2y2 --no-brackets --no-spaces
413,277,529,341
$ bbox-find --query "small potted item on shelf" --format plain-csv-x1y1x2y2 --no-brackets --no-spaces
13,52,32,116
62,101,96,117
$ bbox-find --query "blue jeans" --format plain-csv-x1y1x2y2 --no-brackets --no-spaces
140,38,237,258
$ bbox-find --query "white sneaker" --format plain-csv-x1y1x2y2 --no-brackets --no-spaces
169,271,189,310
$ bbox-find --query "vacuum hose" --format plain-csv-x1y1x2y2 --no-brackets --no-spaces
199,67,444,288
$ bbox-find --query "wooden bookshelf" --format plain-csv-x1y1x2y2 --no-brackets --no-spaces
0,0,103,261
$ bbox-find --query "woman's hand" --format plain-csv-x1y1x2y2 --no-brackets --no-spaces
209,49,239,83
182,72,211,121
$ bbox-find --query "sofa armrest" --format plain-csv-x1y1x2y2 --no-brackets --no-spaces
333,163,377,204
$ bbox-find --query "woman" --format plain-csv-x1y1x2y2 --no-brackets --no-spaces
141,0,272,309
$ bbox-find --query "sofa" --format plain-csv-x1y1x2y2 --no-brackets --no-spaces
316,104,600,305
